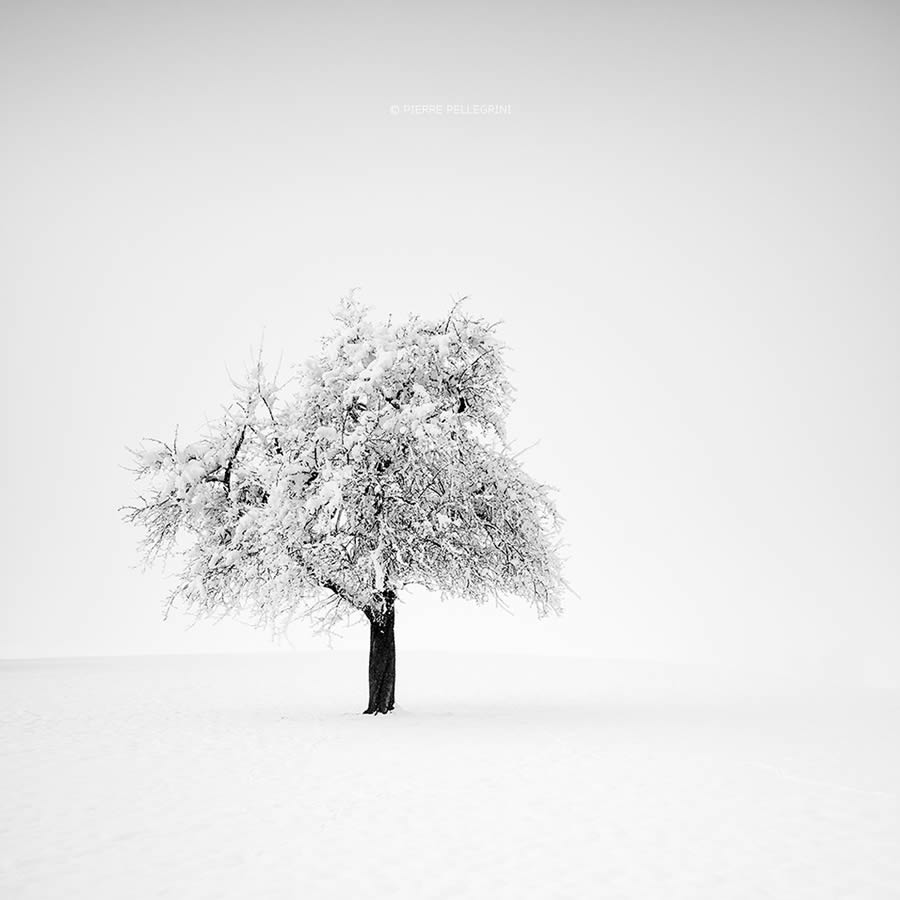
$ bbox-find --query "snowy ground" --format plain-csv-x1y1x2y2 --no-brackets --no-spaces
1,652,898,899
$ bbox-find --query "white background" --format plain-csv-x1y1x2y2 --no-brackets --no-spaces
2,1,898,684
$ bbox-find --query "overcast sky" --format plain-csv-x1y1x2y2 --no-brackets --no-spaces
2,0,898,683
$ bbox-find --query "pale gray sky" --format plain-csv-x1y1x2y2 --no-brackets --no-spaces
2,1,898,681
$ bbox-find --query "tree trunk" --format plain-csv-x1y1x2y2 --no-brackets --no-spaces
364,590,396,714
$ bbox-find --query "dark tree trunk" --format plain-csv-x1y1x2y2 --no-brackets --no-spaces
364,590,396,714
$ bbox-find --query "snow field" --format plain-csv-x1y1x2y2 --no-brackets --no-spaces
1,652,898,899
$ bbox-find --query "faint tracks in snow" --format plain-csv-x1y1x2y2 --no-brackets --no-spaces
743,761,898,800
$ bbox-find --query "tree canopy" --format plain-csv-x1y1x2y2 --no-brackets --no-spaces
125,298,565,637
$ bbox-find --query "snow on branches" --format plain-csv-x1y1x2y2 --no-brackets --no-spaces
124,298,566,637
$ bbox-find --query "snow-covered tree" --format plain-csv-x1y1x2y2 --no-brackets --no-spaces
124,298,566,713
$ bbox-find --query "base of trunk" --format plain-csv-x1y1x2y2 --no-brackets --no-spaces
363,590,396,715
